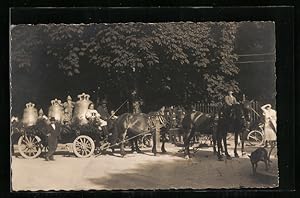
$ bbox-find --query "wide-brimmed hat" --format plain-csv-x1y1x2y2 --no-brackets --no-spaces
265,104,272,108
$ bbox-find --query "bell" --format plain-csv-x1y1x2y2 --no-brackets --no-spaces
72,93,92,125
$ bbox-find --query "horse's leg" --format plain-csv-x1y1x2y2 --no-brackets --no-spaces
223,134,231,159
130,139,135,152
241,131,245,155
212,129,217,155
120,130,127,157
216,133,223,160
135,138,142,153
184,128,193,159
161,132,167,153
234,131,239,158
152,131,157,156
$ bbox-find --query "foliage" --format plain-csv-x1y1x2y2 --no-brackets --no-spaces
11,22,241,108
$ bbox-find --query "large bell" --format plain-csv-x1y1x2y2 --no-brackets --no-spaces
48,99,64,122
72,93,92,125
22,102,38,127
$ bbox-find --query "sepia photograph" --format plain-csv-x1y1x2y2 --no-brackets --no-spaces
10,21,278,190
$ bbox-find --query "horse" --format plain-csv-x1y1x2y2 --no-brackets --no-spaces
181,111,218,159
217,102,251,160
109,111,168,157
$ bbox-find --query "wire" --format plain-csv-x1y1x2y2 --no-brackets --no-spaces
237,52,275,57
235,60,275,64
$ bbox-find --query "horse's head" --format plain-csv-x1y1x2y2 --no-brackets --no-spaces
148,110,169,131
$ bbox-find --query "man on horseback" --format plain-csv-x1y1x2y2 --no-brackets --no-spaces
130,89,143,114
223,89,240,121
224,90,239,109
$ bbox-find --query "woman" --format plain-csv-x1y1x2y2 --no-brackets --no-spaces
261,104,277,147
86,103,107,130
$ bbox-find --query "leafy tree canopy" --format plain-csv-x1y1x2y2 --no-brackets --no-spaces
11,22,243,111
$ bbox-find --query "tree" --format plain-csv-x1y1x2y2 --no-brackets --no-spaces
11,22,240,112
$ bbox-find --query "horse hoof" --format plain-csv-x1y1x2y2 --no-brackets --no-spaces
121,153,126,157
161,150,167,154
226,155,232,160
242,152,246,156
235,154,239,158
218,157,224,161
137,150,143,154
184,155,190,159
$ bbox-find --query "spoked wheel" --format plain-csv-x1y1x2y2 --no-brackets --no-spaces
17,135,42,159
142,133,153,148
72,135,95,158
247,130,264,146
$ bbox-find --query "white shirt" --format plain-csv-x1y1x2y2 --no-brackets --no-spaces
51,123,56,130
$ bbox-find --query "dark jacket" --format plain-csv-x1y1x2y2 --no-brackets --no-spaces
97,106,110,120
45,122,61,138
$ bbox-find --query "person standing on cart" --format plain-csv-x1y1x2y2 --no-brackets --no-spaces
63,95,75,124
44,117,61,161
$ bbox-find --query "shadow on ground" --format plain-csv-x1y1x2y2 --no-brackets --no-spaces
87,148,278,190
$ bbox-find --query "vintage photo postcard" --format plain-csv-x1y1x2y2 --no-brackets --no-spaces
10,21,278,190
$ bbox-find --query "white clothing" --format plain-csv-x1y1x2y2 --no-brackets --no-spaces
261,105,277,141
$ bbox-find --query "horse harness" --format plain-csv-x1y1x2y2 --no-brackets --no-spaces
147,113,166,130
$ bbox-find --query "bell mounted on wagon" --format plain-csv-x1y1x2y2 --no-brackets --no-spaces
48,98,64,123
72,93,92,125
22,102,38,127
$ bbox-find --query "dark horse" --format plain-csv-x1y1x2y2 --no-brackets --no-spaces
217,102,251,160
109,111,168,157
182,111,218,159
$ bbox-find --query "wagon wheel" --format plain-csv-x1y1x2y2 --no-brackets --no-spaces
17,135,42,159
72,135,95,158
142,133,153,148
247,130,264,146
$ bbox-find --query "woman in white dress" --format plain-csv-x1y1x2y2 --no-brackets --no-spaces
85,103,107,128
261,104,277,147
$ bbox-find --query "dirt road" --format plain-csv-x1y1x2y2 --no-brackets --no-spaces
11,142,278,191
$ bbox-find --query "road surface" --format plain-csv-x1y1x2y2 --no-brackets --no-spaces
11,140,278,191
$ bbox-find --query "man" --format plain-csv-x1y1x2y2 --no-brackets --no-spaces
97,99,110,135
224,90,239,106
44,117,60,161
224,90,239,116
130,89,143,114
97,99,110,121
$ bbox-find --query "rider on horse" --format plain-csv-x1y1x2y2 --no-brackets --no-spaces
224,89,239,117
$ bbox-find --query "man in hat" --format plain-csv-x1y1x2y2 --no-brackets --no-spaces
224,89,239,117
96,99,110,135
224,90,239,107
44,117,61,161
97,99,110,121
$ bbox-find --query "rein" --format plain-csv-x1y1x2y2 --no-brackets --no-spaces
108,99,128,120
